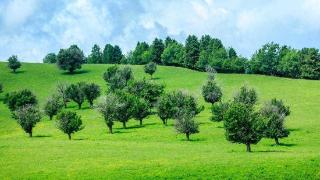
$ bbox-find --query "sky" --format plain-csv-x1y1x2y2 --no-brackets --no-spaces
0,0,320,62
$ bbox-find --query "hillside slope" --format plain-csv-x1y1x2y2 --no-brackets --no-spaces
0,63,319,179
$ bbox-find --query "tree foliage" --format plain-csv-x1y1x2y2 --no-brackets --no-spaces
43,53,57,64
96,94,119,134
14,104,41,137
132,97,151,126
66,82,86,109
83,83,101,107
44,94,64,120
211,101,229,122
8,55,21,73
4,89,37,112
144,62,157,78
233,85,257,107
202,80,222,104
56,111,84,140
103,65,134,92
150,38,165,64
87,44,103,64
56,82,70,108
174,110,199,140
57,45,84,73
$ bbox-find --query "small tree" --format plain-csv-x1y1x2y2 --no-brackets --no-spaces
260,98,290,145
44,94,64,120
211,101,229,122
4,89,37,112
56,45,84,73
96,95,118,134
224,103,263,152
8,55,21,73
56,111,84,140
144,62,157,79
14,105,41,137
202,80,222,105
66,82,86,109
83,83,101,107
43,53,57,63
132,98,150,126
175,110,199,140
103,65,134,92
56,82,70,108
234,85,257,107
114,91,136,128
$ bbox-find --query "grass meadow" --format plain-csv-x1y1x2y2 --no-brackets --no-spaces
0,62,319,179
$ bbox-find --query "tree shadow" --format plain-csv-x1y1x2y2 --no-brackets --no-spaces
253,150,286,153
11,70,25,74
270,143,297,147
288,128,301,132
33,135,52,138
151,77,160,80
73,138,88,141
180,138,206,142
113,130,132,134
61,70,90,75
126,125,144,129
143,122,157,126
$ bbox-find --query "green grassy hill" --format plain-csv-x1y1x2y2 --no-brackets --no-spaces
0,63,319,179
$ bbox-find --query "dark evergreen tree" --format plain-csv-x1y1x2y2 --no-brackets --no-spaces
150,38,165,64
87,44,103,64
185,35,200,69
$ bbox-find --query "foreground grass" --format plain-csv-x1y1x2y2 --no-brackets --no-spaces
0,63,319,179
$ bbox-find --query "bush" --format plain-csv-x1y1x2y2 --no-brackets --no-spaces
260,98,290,145
56,111,84,140
57,45,84,73
224,102,263,152
144,62,157,78
202,80,222,104
83,83,101,107
44,94,64,120
8,55,21,73
4,89,37,112
66,82,86,109
174,110,199,140
211,101,229,122
14,105,41,137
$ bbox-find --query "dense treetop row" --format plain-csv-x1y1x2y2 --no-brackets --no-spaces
37,34,320,80
0,65,291,152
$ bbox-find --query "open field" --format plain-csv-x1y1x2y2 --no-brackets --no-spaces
0,63,320,179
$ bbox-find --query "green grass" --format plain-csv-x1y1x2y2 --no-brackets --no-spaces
0,63,319,179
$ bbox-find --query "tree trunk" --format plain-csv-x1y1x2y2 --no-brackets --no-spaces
64,101,67,108
29,131,32,137
246,143,251,152
78,103,82,109
275,137,280,145
108,125,113,134
186,133,190,141
139,119,143,126
122,121,127,129
89,101,94,108
13,69,16,73
68,134,71,140
162,119,166,125
165,119,168,125
49,115,53,120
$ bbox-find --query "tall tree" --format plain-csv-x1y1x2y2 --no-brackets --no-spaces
87,44,103,64
161,42,185,66
150,38,165,64
57,45,84,73
103,44,114,64
185,35,200,69
130,42,150,64
299,48,320,80
113,45,123,64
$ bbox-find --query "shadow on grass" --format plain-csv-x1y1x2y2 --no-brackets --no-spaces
33,135,52,138
253,150,286,153
270,143,297,147
126,125,144,129
61,70,90,75
180,138,206,142
11,70,26,74
151,77,160,80
143,122,157,126
73,138,88,141
112,130,132,134
288,128,301,132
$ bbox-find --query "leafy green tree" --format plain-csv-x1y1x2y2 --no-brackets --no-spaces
113,45,123,64
211,101,229,122
66,82,86,109
185,35,200,69
114,91,136,128
87,44,103,64
250,42,281,75
228,47,237,59
202,80,222,105
144,62,157,78
103,66,134,92
299,48,320,79
14,104,41,137
44,94,64,120
83,83,101,107
130,42,150,64
132,97,150,126
158,91,203,125
234,85,257,107
56,111,84,140
224,102,263,152
150,38,165,64
43,53,57,63
103,44,114,64
96,94,118,134
164,36,177,47
4,89,37,112
56,82,70,108
57,45,84,73
161,42,185,66
260,98,290,145
127,79,164,107
277,48,301,78
174,110,199,141
7,55,21,73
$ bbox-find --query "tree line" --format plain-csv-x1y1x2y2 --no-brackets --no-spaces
40,35,320,80
1,66,291,152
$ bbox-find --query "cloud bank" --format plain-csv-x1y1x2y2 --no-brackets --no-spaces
0,0,319,62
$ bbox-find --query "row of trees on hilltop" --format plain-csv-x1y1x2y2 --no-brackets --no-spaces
40,35,320,80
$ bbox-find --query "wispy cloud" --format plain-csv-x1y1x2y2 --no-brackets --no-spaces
0,0,319,62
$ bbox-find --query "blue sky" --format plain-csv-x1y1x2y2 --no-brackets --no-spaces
0,0,320,62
